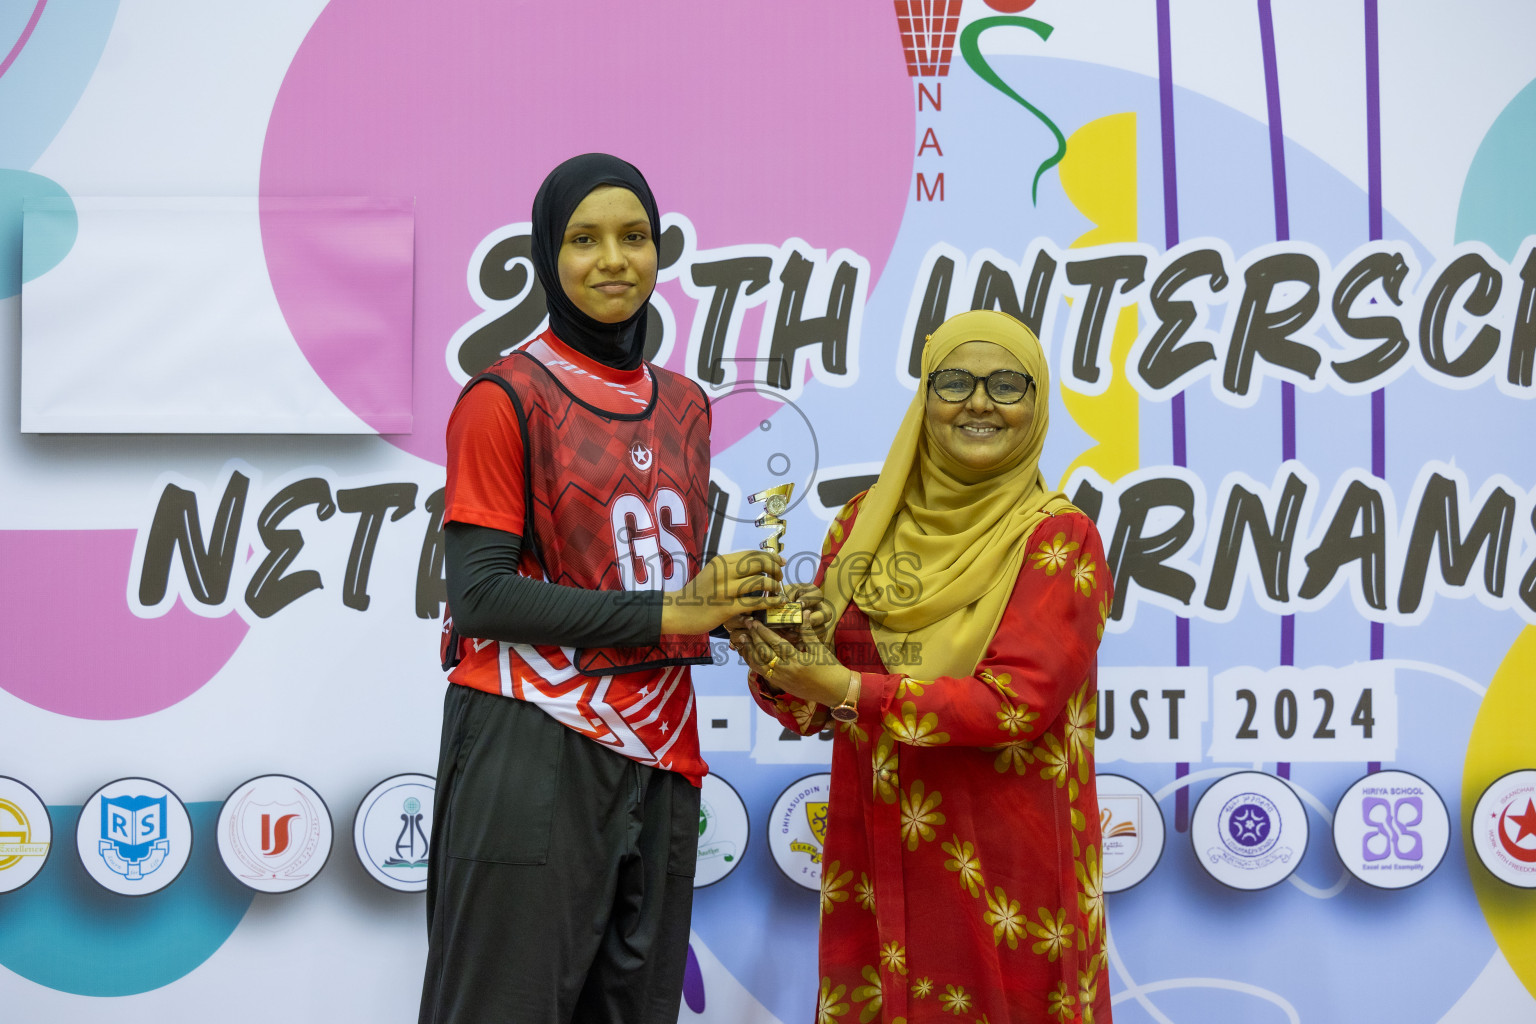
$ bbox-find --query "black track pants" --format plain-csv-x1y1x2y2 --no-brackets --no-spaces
419,684,699,1024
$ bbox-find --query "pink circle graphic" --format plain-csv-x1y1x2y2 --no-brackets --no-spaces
0,531,248,719
260,0,914,464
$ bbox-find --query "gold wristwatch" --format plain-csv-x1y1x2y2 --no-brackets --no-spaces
829,670,861,722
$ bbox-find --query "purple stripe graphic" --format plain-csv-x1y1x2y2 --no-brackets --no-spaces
1259,0,1297,677
1366,0,1383,243
1366,0,1384,759
1158,0,1180,251
1258,0,1290,243
1157,0,1193,832
1367,0,1386,670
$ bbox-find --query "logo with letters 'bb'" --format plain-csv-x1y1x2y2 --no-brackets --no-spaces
75,778,192,895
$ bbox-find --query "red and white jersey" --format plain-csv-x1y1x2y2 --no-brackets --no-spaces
442,331,713,785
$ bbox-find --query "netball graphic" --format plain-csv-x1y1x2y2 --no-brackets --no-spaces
893,0,963,77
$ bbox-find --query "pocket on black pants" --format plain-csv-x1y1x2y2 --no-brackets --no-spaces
445,692,565,865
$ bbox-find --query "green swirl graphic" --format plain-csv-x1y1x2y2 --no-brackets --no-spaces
960,16,1066,205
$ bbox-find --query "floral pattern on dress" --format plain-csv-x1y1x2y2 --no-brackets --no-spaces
996,700,1040,736
884,702,950,747
817,977,850,1023
1071,556,1097,597
942,836,984,897
1048,981,1076,1022
940,984,973,1016
1030,532,1079,574
1026,907,1076,963
983,887,1026,950
992,740,1035,776
852,965,884,1024
873,734,900,804
1076,848,1105,946
821,860,855,917
979,669,1019,700
751,507,1114,1024
899,780,945,851
855,872,877,912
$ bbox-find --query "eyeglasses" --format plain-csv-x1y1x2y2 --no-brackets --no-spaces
926,368,1035,405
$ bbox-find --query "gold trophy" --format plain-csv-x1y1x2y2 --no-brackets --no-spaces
747,483,803,628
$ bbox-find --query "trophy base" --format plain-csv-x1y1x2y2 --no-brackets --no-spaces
763,602,804,628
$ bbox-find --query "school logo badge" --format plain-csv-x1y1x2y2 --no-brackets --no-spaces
75,777,192,896
806,801,829,845
1332,770,1450,890
1471,769,1536,888
695,773,750,888
0,778,52,894
353,773,434,892
1096,773,1164,892
768,773,831,891
628,441,653,471
217,774,333,893
1191,771,1308,891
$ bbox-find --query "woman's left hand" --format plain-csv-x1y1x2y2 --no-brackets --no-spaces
785,583,834,646
732,616,851,708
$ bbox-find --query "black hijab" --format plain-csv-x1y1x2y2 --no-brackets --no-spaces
530,153,661,371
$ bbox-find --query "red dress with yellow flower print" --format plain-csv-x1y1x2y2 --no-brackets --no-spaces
753,495,1112,1024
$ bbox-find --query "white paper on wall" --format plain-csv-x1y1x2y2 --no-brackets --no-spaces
20,196,413,434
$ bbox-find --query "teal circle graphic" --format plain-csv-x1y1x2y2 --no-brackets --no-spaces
1,169,74,299
1456,76,1536,258
0,802,254,996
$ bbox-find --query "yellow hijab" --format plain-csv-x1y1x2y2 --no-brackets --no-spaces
821,309,1076,679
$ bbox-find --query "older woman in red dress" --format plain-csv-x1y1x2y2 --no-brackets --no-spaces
736,309,1113,1024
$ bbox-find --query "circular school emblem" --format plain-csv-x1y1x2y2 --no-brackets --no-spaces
1470,769,1536,888
1332,770,1450,890
217,774,333,893
1095,773,1165,892
1190,771,1308,891
75,777,193,896
352,773,434,892
695,773,750,888
767,773,832,891
0,777,52,894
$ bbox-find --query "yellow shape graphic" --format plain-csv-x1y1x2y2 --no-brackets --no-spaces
1464,624,1536,998
807,801,830,846
1057,112,1140,485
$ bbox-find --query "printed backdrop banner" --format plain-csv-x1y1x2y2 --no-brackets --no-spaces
2,1,1535,1022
